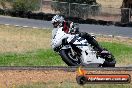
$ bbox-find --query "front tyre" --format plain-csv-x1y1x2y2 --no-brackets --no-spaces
59,49,81,66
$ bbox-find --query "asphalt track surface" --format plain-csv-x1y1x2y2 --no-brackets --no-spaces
0,16,132,38
0,66,131,71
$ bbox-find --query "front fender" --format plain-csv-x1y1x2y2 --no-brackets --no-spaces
53,45,71,52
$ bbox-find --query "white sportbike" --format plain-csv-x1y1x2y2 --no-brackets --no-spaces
51,27,116,67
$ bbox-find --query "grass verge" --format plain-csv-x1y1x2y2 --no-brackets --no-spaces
0,42,131,66
0,49,65,66
100,42,132,66
0,25,131,66
16,82,132,88
0,25,51,53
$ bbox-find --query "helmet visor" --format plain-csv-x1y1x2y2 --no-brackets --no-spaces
52,22,59,28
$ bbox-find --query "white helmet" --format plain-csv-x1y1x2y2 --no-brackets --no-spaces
51,15,64,28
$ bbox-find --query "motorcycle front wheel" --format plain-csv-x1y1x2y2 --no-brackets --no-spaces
59,49,82,66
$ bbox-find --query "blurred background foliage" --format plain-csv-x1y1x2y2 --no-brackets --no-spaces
0,0,41,11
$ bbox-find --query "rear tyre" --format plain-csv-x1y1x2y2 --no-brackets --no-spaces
102,55,116,67
99,49,116,67
102,60,116,67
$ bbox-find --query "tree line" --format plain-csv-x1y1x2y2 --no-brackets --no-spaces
0,0,40,12
53,0,97,4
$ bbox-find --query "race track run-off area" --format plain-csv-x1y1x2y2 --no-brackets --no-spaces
0,66,131,87
0,16,132,87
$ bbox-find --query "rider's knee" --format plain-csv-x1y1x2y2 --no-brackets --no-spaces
62,38,68,45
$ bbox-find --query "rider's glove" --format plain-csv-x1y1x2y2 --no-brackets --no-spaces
69,22,79,34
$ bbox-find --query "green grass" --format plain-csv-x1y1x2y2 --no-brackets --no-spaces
0,49,65,66
100,42,132,65
16,82,132,88
0,42,131,66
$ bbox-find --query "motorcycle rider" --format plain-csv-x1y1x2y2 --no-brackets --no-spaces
51,15,110,53
51,15,112,65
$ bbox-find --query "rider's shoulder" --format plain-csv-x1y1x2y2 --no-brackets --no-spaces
64,21,73,24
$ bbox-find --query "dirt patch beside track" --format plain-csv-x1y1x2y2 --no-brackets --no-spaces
0,70,131,87
0,70,75,87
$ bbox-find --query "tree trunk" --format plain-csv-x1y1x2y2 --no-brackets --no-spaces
121,8,131,24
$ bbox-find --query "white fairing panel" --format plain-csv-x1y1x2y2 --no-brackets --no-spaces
51,27,69,49
67,35,105,64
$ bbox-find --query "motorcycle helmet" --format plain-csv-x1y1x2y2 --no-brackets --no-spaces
51,15,64,28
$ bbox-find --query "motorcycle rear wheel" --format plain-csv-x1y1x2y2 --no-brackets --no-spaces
101,59,116,67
